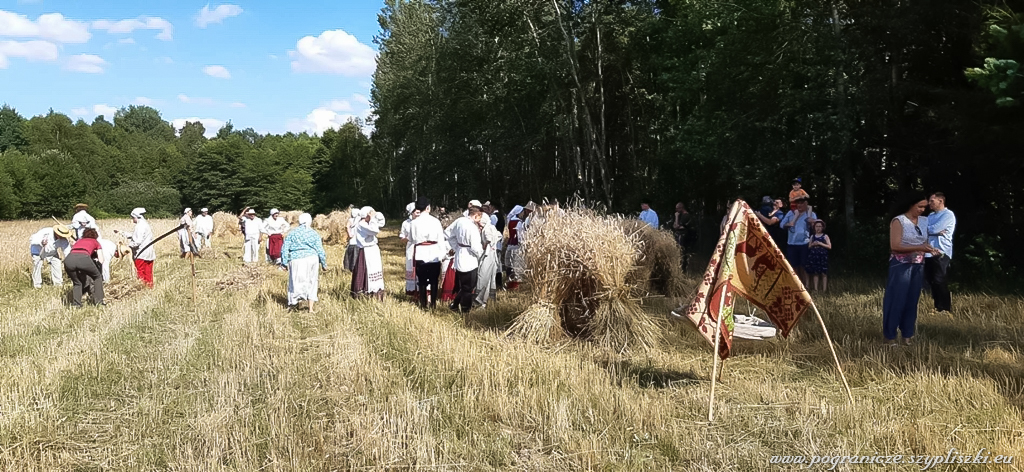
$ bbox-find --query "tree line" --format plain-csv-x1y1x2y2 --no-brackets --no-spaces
2,0,1022,283
0,105,382,220
369,0,1023,283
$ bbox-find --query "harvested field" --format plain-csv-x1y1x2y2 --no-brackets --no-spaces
0,218,1020,470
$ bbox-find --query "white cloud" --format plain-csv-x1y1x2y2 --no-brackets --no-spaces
93,104,117,117
268,54,278,60
195,4,243,28
64,53,106,73
325,99,352,112
177,94,216,106
229,102,246,108
92,16,173,41
172,118,226,138
289,29,376,77
71,104,119,118
202,64,230,79
0,39,59,68
0,10,92,43
118,37,135,44
133,96,155,106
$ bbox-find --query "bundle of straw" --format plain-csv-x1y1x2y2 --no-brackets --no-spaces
620,220,687,298
312,209,351,245
506,207,660,353
212,211,241,238
279,210,303,225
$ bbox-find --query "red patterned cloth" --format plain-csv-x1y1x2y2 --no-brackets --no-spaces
680,200,812,359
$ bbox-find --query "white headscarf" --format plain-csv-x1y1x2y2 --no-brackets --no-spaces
183,207,192,214
360,206,374,217
507,205,524,222
131,207,146,219
298,213,313,227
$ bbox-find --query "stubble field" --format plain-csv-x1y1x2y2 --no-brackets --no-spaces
0,218,1021,470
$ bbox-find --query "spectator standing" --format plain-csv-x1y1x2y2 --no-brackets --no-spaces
671,202,696,271
788,178,809,211
924,192,956,313
780,196,818,286
30,225,72,288
639,200,659,228
806,220,832,291
883,194,940,346
756,197,786,249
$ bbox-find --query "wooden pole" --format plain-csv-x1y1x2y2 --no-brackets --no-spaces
707,285,729,422
811,302,854,404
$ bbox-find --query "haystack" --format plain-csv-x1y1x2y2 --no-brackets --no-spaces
212,211,241,238
312,209,351,245
279,210,303,225
620,220,687,297
506,207,660,353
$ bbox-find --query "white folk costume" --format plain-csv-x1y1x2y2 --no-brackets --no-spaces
475,220,502,307
350,207,386,299
71,208,99,239
446,215,483,312
282,213,327,307
409,204,448,308
193,209,214,248
178,209,194,254
29,225,71,288
241,210,263,263
399,202,418,297
98,238,115,283
126,208,155,286
263,210,290,264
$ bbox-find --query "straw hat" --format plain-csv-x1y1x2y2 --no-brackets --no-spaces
74,203,89,212
53,225,72,239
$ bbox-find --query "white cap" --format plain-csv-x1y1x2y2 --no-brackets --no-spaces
246,209,257,215
184,207,192,214
468,199,482,208
201,208,209,212
406,202,416,215
270,208,279,215
131,207,146,218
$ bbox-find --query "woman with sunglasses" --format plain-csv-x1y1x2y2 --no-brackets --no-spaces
883,192,941,346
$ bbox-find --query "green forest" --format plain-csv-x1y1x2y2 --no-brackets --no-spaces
2,0,1022,281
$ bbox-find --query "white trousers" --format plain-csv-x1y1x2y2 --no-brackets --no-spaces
195,232,212,248
32,252,63,287
243,238,260,263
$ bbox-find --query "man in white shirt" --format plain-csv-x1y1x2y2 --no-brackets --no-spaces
239,207,263,263
178,208,194,258
262,208,290,264
447,206,484,318
71,203,99,239
29,225,72,288
409,197,448,309
193,208,214,249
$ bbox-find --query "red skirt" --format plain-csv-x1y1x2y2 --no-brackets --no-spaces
268,234,284,259
440,259,457,302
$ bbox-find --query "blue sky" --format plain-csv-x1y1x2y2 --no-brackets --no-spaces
0,0,382,136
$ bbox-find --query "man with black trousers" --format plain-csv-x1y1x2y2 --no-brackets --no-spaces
925,192,956,313
491,202,505,288
447,206,484,322
409,197,446,309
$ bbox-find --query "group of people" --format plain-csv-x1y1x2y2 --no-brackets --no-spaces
29,204,156,307
396,198,534,323
175,208,214,257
